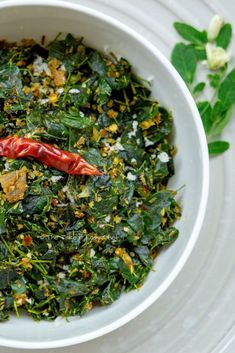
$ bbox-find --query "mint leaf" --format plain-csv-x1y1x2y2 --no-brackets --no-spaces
210,101,232,135
197,101,212,134
216,23,232,49
171,43,197,84
193,46,207,61
174,22,207,45
95,78,112,105
61,112,93,129
218,68,235,110
213,109,232,136
211,100,225,122
208,140,230,154
193,82,206,95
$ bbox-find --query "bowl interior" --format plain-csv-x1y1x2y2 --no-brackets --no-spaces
0,1,209,348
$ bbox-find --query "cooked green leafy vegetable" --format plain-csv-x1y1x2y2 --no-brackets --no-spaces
0,34,180,321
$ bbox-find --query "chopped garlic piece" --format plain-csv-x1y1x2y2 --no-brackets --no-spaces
104,215,111,223
128,120,138,138
58,272,66,279
57,88,64,94
69,88,80,94
131,158,137,164
50,175,63,183
89,248,96,258
158,152,170,163
144,137,154,147
127,172,137,181
33,56,51,75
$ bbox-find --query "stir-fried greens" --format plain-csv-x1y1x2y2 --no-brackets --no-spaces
0,34,180,321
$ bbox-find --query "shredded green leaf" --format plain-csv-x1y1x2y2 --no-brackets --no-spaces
0,34,180,321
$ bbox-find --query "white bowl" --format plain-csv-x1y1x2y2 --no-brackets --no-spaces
0,0,209,349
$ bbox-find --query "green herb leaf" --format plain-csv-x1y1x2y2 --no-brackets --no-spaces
0,268,17,290
0,63,22,96
174,22,207,44
171,43,197,84
210,100,232,135
23,196,51,215
212,109,232,136
193,46,207,61
0,210,6,234
49,278,91,298
82,148,104,167
11,278,27,295
100,279,122,305
218,68,235,110
61,112,93,129
208,73,222,89
151,228,179,249
0,243,8,260
88,50,107,76
134,246,152,267
193,82,206,95
95,78,112,105
7,202,24,215
216,23,232,49
197,101,212,134
208,140,230,154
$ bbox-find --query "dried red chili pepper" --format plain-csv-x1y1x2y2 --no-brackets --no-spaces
0,136,102,176
22,235,33,247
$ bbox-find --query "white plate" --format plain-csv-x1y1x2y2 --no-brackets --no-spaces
1,0,235,352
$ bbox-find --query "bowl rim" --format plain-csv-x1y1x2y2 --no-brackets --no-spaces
0,0,210,349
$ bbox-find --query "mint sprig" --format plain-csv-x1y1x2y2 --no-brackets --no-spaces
171,16,234,155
